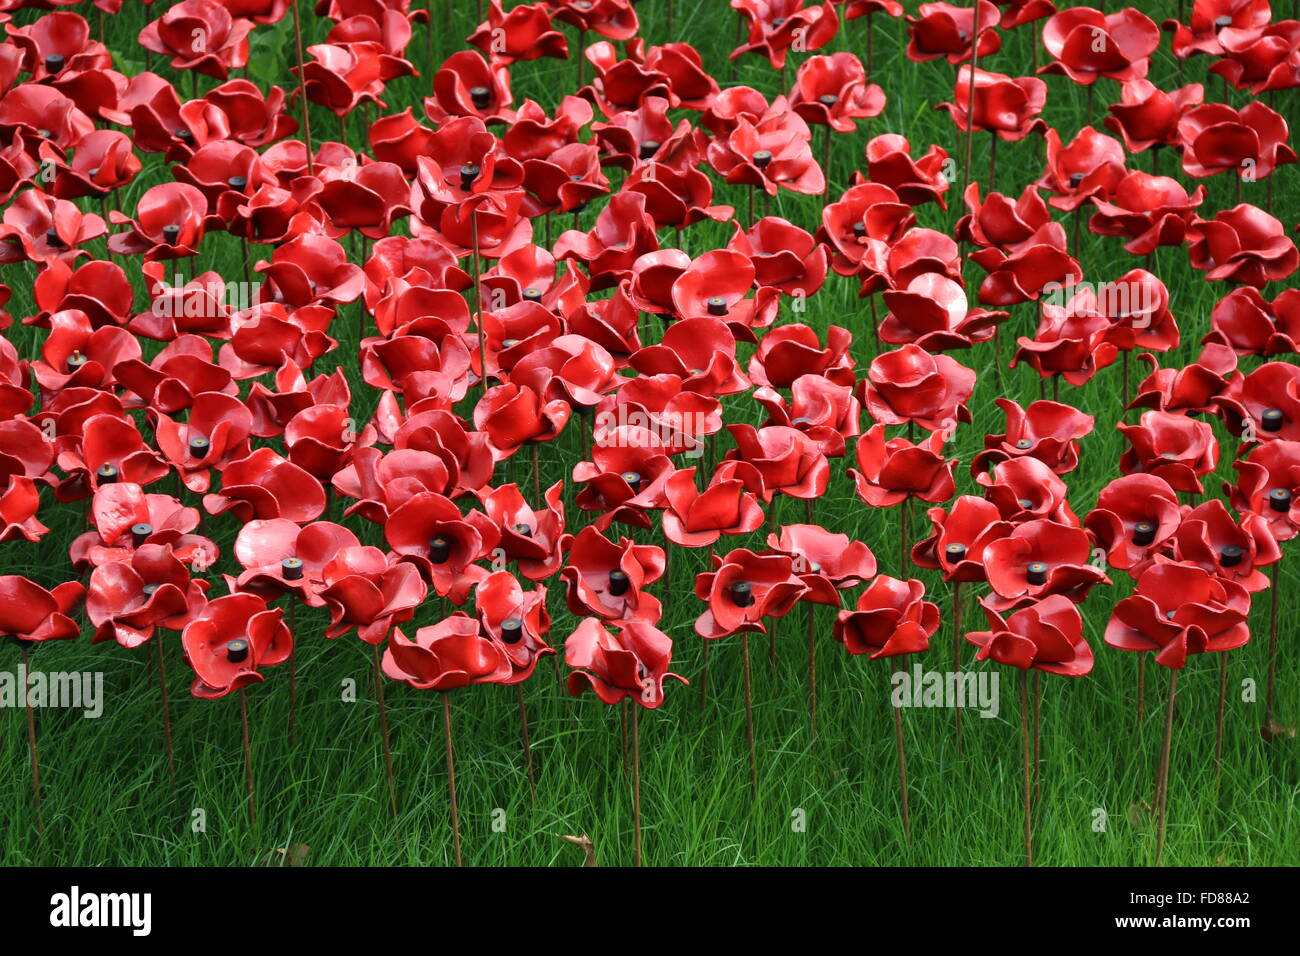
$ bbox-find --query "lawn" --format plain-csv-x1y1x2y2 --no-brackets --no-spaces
1,0,1297,868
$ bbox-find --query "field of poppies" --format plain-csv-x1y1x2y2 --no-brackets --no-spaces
0,0,1297,869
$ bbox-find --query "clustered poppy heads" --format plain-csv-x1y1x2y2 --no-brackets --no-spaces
0,0,1295,869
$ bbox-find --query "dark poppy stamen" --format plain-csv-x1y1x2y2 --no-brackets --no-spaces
175,128,193,141
1026,561,1048,585
1269,488,1292,512
1015,438,1033,450
1214,14,1232,29
521,288,543,302
501,617,523,643
469,86,491,110
131,522,153,547
226,638,250,663
96,464,118,483
459,164,481,190
1261,408,1284,432
621,471,642,488
162,223,181,244
729,581,754,607
852,221,866,237
45,228,64,248
751,149,773,169
227,175,248,191
428,536,451,564
281,557,304,580
1068,172,1085,188
37,129,51,139
44,54,64,74
706,296,729,316
945,543,968,562
1017,498,1034,510
512,522,532,537
1131,521,1156,546
188,435,210,458
502,337,520,348
142,584,159,596
818,94,838,107
608,569,630,596
1219,545,1244,567
66,351,87,370
639,140,659,159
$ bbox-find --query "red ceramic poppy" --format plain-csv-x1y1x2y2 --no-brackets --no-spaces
70,480,214,570
203,447,326,523
383,613,511,690
1104,78,1204,153
425,49,515,124
0,476,46,543
625,160,731,231
983,518,1109,611
972,397,1094,475
317,546,427,644
957,183,1050,252
1039,6,1159,84
661,462,766,547
766,523,877,603
32,308,140,394
728,216,828,295
1227,438,1300,542
469,1,568,65
967,594,1092,675
818,181,914,278
56,410,170,498
848,423,957,507
115,335,237,414
87,543,208,648
906,1,1001,64
732,0,840,70
978,455,1078,526
748,324,854,390
566,617,686,709
232,518,360,604
182,592,291,699
1211,20,1300,94
974,234,1080,306
724,423,831,501
108,182,214,261
1186,204,1299,287
1105,562,1250,669
911,494,1012,582
1129,343,1237,415
754,373,861,458
51,129,143,200
572,425,675,530
553,190,658,290
1038,126,1127,212
629,314,750,397
833,575,940,658
549,0,640,42
694,547,807,640
384,491,500,604
1011,295,1118,387
0,575,83,643
1166,497,1281,593
1117,410,1220,494
0,189,107,264
879,273,1007,350
1177,101,1297,180
1084,473,1182,572
789,52,885,132
203,78,298,148
858,343,975,431
154,390,253,493
480,480,566,580
1166,0,1270,59
937,65,1047,141
1216,361,1300,445
473,570,553,683
1089,170,1206,255
1205,287,1300,356
560,524,664,622
706,103,825,197
139,0,254,80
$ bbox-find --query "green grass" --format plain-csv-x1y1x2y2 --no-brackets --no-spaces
1,1,1298,867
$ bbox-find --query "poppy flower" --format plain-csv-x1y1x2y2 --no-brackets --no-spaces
724,424,830,501
1012,295,1118,386
848,423,958,507
1177,101,1297,180
573,425,675,530
1217,361,1300,445
728,216,828,295
108,182,214,261
387,408,495,498
753,373,861,457
0,190,107,264
966,594,1093,675
661,462,766,547
591,94,706,171
522,142,610,218
203,78,298,148
766,523,877,602
1211,20,1300,94
1205,287,1300,356
568,285,645,361
593,370,721,455
256,233,366,308
1039,6,1160,84
957,183,1051,252
818,181,914,277
748,324,854,390
32,308,140,394
317,546,427,644
114,335,236,414
0,575,83,644
978,455,1078,526
859,343,975,431
630,314,750,397
1186,204,1299,287
480,480,566,580
1105,562,1251,669
911,494,1013,582
1166,497,1280,594
937,65,1047,142
879,273,1007,351
182,592,291,699
87,543,208,648
906,1,1001,64
1038,126,1127,212
382,613,511,690
706,101,825,196
833,575,940,658
203,447,326,523
425,49,515,124
565,617,686,709
1104,78,1204,153
625,160,731,231
56,410,170,499
473,570,553,683
139,0,254,80
1166,0,1271,59
1227,438,1300,541
385,491,500,604
469,1,568,65
732,0,840,70
69,481,214,570
232,518,359,605
669,249,779,335
1118,410,1220,494
300,41,409,116
984,518,1109,611
1129,343,1237,415
553,190,658,290
154,391,253,493
789,52,885,132
549,0,640,41
0,476,46,543
51,129,142,200
1088,170,1207,255
1084,473,1182,572
561,524,664,622
973,398,1095,476
974,234,1080,306
694,547,807,640
1091,268,1180,354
